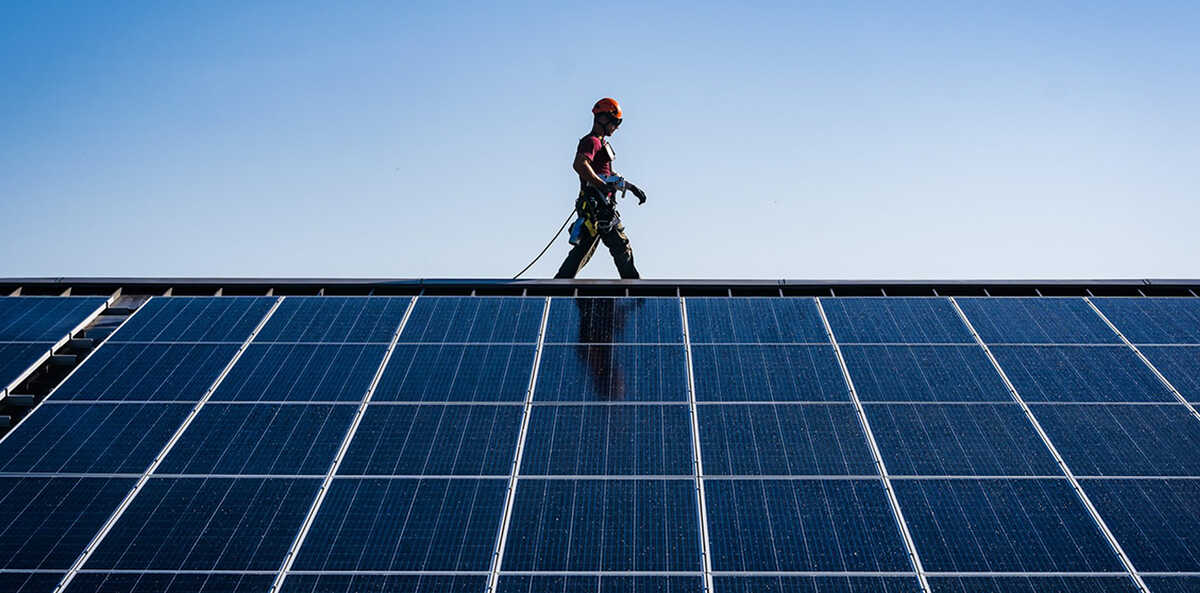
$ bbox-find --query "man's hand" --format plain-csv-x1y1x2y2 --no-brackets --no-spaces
627,182,647,204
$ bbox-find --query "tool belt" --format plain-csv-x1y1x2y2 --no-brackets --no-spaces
575,187,620,237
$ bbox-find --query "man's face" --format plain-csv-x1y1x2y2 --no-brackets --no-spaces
600,113,621,136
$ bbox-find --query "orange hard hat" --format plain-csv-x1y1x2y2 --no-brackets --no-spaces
592,97,622,119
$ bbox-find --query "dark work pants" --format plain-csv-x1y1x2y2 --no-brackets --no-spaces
554,220,640,279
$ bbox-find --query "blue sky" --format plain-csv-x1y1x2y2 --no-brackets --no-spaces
2,2,1197,279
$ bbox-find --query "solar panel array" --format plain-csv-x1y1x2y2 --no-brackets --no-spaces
0,297,108,398
0,294,1198,592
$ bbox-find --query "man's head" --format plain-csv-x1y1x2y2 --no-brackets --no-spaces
592,97,622,136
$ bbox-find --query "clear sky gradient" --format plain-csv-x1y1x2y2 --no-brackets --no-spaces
2,2,1197,280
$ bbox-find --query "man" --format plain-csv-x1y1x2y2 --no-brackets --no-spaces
554,98,647,279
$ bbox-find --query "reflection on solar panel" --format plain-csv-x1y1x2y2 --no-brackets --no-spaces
2,292,1199,592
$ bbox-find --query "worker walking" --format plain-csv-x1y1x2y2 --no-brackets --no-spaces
555,98,647,279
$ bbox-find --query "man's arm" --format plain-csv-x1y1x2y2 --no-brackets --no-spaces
573,152,610,192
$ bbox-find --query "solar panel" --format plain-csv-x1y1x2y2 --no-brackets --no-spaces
865,403,1059,476
7,292,1200,593
0,297,107,395
705,478,910,571
820,297,975,344
893,478,1122,572
0,296,107,341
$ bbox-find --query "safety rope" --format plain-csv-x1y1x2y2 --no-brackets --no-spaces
513,208,576,279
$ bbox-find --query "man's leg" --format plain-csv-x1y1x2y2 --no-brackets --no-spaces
554,233,601,279
599,222,640,279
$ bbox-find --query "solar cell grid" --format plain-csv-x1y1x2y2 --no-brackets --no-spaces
535,344,688,402
375,344,536,402
280,574,486,593
339,404,522,475
892,478,1122,572
50,343,240,402
0,572,68,593
691,344,846,401
990,345,1174,402
0,402,191,473
839,345,1011,402
0,296,106,342
957,297,1121,344
0,342,55,387
1139,346,1200,404
497,575,704,593
864,403,1060,476
713,576,922,593
685,297,828,343
0,477,136,570
697,403,875,475
544,297,683,343
65,573,276,593
255,297,411,343
210,343,387,402
704,478,910,572
821,297,974,344
292,477,507,571
1142,577,1200,593
108,297,275,343
1083,479,1200,572
925,576,1137,593
1092,297,1200,344
502,478,701,571
84,477,320,571
399,297,544,343
157,403,357,475
1031,404,1200,476
520,404,693,475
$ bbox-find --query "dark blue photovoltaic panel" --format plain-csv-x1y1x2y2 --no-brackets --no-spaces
497,576,704,593
0,573,67,593
399,297,544,343
255,297,410,343
544,298,682,343
1032,404,1200,476
1140,346,1200,403
865,403,1059,476
1142,577,1200,593
1093,297,1200,344
691,345,846,402
0,296,106,341
893,478,1121,572
109,297,274,343
705,479,908,571
0,403,190,473
521,405,693,475
536,345,687,402
293,478,506,571
822,297,973,344
685,297,828,343
926,577,1137,593
956,297,1119,344
841,345,1010,402
158,404,356,475
698,404,875,475
0,477,135,569
714,577,922,593
51,343,239,401
85,477,319,570
65,573,276,593
281,575,485,593
503,479,699,571
212,343,386,402
339,404,522,475
374,344,535,402
0,342,53,385
1084,479,1200,572
991,346,1173,402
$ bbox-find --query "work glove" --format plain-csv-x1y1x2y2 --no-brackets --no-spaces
626,182,647,205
